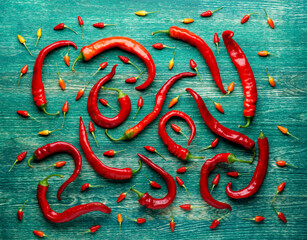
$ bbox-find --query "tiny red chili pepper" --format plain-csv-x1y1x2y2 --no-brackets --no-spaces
62,101,69,128
38,129,61,136
176,176,190,197
171,123,189,140
77,225,101,235
242,216,265,222
241,12,259,24
258,50,280,58
135,10,159,16
56,63,65,90
78,16,84,38
64,47,70,67
75,81,90,101
200,7,223,17
117,185,135,203
278,212,287,223
125,69,146,83
118,55,141,71
125,216,146,224
199,138,219,152
99,99,119,112
133,96,143,119
170,210,175,232
103,149,126,157
169,49,176,70
277,126,299,140
271,182,286,203
276,160,297,168
89,121,99,147
17,110,39,122
215,102,224,114
264,9,275,29
17,200,28,221
142,173,161,189
45,161,66,170
226,171,249,178
93,62,108,76
211,174,220,193
81,183,104,192
54,23,78,34
190,59,201,81
168,91,185,108
92,22,117,28
176,163,197,174
210,212,230,229
18,64,28,86
179,204,204,211
144,146,167,161
152,43,175,50
118,213,123,233
33,230,54,239
214,33,219,54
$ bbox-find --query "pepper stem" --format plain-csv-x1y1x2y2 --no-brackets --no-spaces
195,67,202,82
180,130,189,141
128,61,141,72
263,9,269,19
35,37,39,47
49,129,61,134
104,24,117,26
186,163,198,170
271,191,279,204
238,117,251,128
102,87,126,99
18,73,23,86
105,129,129,141
183,185,190,197
286,163,298,168
19,200,28,211
131,160,142,174
28,114,40,122
9,159,19,172
287,132,299,140
248,12,259,16
155,150,167,161
92,67,102,76
27,154,37,168
23,43,33,56
62,112,66,128
217,212,230,222
136,69,146,79
89,184,104,188
40,105,60,115
185,152,205,160
268,52,280,58
39,174,63,187
76,230,91,235
212,6,223,13
91,132,99,147
271,202,279,215
228,153,252,164
130,188,144,199
142,173,152,184
124,216,137,222
114,149,126,154
210,184,215,194
163,45,175,49
64,25,78,34
107,104,119,112
56,62,61,79
81,25,83,39
251,147,257,163
133,107,141,120
72,52,84,72
43,234,54,240
171,49,176,60
151,29,170,35
198,145,212,152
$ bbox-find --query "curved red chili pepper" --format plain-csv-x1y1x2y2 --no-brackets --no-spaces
27,141,82,201
226,131,269,199
37,174,111,223
222,30,257,128
158,110,204,161
152,26,226,94
79,117,141,180
32,41,77,115
130,154,176,209
72,37,155,91
87,65,131,128
105,72,196,141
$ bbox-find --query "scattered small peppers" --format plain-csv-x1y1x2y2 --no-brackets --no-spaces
18,64,28,86
35,28,42,47
144,146,167,161
118,213,123,233
264,9,275,29
9,151,27,172
271,182,285,203
199,138,219,152
93,62,108,76
176,18,194,24
77,225,101,235
190,59,201,81
222,82,235,97
64,47,70,66
169,49,176,70
133,96,143,119
46,161,66,169
176,176,190,197
62,101,69,128
277,126,299,140
54,23,78,34
118,55,141,72
99,99,119,112
170,210,175,232
17,110,39,122
200,7,223,17
125,216,146,224
242,216,265,222
81,183,104,192
226,171,249,178
258,50,279,57
17,200,28,221
56,63,65,90
18,35,33,56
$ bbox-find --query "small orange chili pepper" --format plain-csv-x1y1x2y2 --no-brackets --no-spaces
18,64,29,86
223,82,235,96
277,126,299,140
169,91,185,108
135,10,159,16
175,18,194,24
18,35,33,56
265,68,275,87
56,63,65,90
264,9,275,29
276,160,297,168
214,102,224,114
33,230,54,239
62,101,69,128
258,50,280,58
76,81,90,101
169,49,176,70
38,129,61,136
117,213,123,233
35,28,42,47
64,47,70,66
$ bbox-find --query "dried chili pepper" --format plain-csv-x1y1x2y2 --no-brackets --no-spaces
88,121,98,147
199,138,219,152
265,67,275,87
277,126,299,140
170,210,175,232
35,28,42,47
38,129,61,136
190,59,201,81
210,212,230,229
171,123,189,140
200,7,223,17
32,41,77,115
78,16,84,38
33,230,54,239
131,154,176,209
77,225,101,235
125,69,146,83
76,81,90,101
37,174,111,223
99,99,119,112
93,22,116,28
118,213,123,232
106,72,196,141
159,110,204,161
80,117,142,180
264,9,275,29
214,33,219,54
152,43,175,50
168,91,185,108
54,23,78,34
271,182,285,203
135,10,159,16
258,50,279,57
64,47,70,66
119,55,141,72
241,13,259,24
81,183,104,192
152,26,226,93
9,151,27,172
117,185,135,203
133,96,143,119
223,30,257,127
276,160,297,168
176,163,197,173
46,161,66,170
226,171,249,178
18,64,28,86
144,146,167,161
176,176,190,197
226,131,268,199
103,149,126,157
125,216,146,224
242,216,265,222
18,35,33,56
211,174,220,193
17,200,28,221
93,62,108,76
56,63,65,90
169,49,176,70
62,101,69,128
17,110,39,122
143,173,161,189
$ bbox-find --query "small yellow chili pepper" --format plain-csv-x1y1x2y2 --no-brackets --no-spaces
18,35,33,56
135,10,159,16
38,129,61,136
169,49,176,70
180,18,194,24
35,28,42,47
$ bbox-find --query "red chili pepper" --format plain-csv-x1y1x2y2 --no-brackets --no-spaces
210,212,230,229
78,16,84,38
276,160,297,168
32,41,77,115
143,173,161,189
9,151,27,172
241,12,259,24
125,69,146,83
37,174,111,223
222,82,235,97
264,9,275,29
105,72,196,141
242,216,265,222
152,27,226,94
190,59,201,81
222,31,257,128
77,225,101,235
17,110,39,122
93,22,117,28
211,174,220,193
170,210,175,232
118,55,141,71
265,67,275,87
133,96,143,119
116,185,135,203
17,200,28,221
45,161,66,170
61,101,69,128
144,146,167,161
76,81,90,101
171,123,189,140
199,138,219,152
271,182,286,203
131,154,176,209
88,121,98,147
159,110,204,161
271,202,287,223
152,43,175,50
88,66,131,128
92,62,108,76
169,49,176,70
277,126,299,140
179,204,204,211
168,91,185,108
81,183,104,192
56,62,65,90
64,47,70,66
125,216,146,224
33,230,54,239
99,98,119,112
258,50,280,57
103,149,126,157
214,33,219,54
176,163,197,173
18,64,28,86
118,213,123,233
176,176,190,197
27,142,82,201
54,23,78,34
226,171,249,178
79,117,142,180
200,7,223,17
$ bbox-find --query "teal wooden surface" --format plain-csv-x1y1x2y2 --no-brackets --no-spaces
0,0,306,239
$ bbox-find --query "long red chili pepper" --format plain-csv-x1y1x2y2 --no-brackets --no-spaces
158,110,204,160
78,16,84,38
87,65,131,128
17,200,28,221
79,117,141,180
18,64,28,86
130,154,176,209
93,22,116,28
32,41,77,115
152,26,226,94
37,174,111,223
105,72,196,141
222,30,257,128
200,153,252,210
72,37,155,91
27,141,82,201
9,151,27,172
226,131,269,199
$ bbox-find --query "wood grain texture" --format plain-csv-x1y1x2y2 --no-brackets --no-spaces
0,0,306,239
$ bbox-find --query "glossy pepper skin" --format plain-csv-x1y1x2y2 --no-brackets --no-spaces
105,72,196,141
32,41,77,115
226,131,269,199
79,117,141,180
222,30,257,128
131,154,176,210
72,37,156,91
186,88,255,151
152,26,226,94
37,174,111,223
158,110,204,161
87,65,131,128
27,142,82,201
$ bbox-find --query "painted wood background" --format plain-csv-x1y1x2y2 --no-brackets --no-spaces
0,0,306,239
